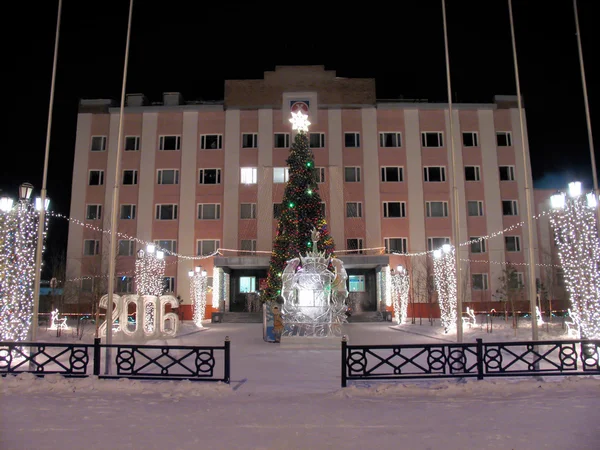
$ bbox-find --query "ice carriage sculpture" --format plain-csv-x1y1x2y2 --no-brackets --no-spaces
280,229,349,337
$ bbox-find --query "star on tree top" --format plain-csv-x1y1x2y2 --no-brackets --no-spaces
289,110,311,132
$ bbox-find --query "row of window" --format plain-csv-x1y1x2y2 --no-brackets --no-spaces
85,198,519,222
89,131,514,152
86,164,517,187
82,235,523,258
81,275,176,294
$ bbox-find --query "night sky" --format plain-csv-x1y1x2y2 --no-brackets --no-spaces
3,0,598,268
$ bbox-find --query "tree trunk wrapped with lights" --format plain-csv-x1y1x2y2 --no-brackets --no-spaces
263,113,335,303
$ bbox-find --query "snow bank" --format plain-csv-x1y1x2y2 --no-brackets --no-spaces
333,376,600,398
0,372,232,397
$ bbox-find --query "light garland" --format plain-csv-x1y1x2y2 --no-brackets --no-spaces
459,258,561,268
433,244,457,333
391,265,410,325
135,245,165,334
0,199,46,342
549,183,600,339
189,266,208,327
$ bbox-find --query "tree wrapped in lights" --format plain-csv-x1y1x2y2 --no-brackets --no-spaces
263,111,336,303
433,244,457,333
189,266,207,327
0,184,47,342
391,265,410,325
550,182,600,339
135,245,165,334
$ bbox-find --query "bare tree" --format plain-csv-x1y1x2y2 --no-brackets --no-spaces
494,265,524,331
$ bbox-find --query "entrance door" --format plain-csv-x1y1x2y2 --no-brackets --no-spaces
229,269,268,312
346,270,377,312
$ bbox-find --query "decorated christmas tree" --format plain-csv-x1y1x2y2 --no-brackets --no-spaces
263,112,336,303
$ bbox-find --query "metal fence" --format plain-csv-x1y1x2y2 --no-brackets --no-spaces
341,337,600,387
0,337,230,383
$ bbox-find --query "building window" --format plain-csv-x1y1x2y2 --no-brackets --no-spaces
156,204,178,220
273,203,283,219
462,132,479,147
315,167,325,183
81,278,93,293
239,276,256,293
468,200,484,217
89,170,104,186
348,275,366,292
381,167,404,182
154,240,177,254
346,202,363,218
240,203,257,219
502,200,519,216
379,132,402,148
426,201,449,218
345,133,360,148
197,203,221,220
197,239,219,256
470,237,486,254
383,202,406,218
120,204,136,220
556,268,564,287
201,134,223,150
309,133,325,148
472,274,489,290
242,133,258,148
90,136,107,152
496,132,512,147
162,277,175,293
516,272,525,287
86,204,102,220
83,240,100,256
421,132,444,147
499,166,515,181
122,169,138,185
346,239,364,255
273,167,289,183
124,136,140,151
344,167,361,182
384,238,408,254
157,169,180,185
241,240,257,253
118,240,135,256
427,237,450,251
199,168,222,185
240,167,257,185
116,276,133,293
423,166,446,182
464,166,481,181
320,202,326,216
505,236,521,252
274,133,290,148
159,135,181,151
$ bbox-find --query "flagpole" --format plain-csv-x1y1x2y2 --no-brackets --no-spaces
105,0,134,374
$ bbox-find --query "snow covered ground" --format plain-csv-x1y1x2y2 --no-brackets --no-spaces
2,320,599,449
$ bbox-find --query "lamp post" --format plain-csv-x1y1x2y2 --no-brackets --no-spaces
189,266,208,328
550,182,600,339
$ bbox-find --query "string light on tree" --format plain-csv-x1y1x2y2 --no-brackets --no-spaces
135,244,165,334
189,266,208,328
0,183,48,342
433,244,457,334
550,182,600,339
391,265,410,325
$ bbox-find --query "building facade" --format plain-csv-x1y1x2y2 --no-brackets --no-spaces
66,66,565,319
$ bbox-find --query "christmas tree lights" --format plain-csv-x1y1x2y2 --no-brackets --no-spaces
550,183,600,339
391,265,410,325
263,112,336,303
433,244,457,333
189,266,208,327
135,245,165,334
0,194,44,342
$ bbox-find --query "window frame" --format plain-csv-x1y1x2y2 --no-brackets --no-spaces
381,166,404,182
154,240,177,254
505,235,522,252
383,201,407,218
200,134,223,150
159,135,181,151
470,237,487,254
155,204,178,220
157,169,180,185
198,168,222,185
344,167,361,183
344,132,361,148
423,166,447,182
88,170,105,186
467,200,484,217
241,133,258,148
348,274,366,292
240,167,258,185
499,165,516,181
240,239,257,252
379,132,402,148
421,132,444,148
496,131,513,147
163,276,176,293
426,201,449,218
124,135,140,151
90,136,107,152
502,200,519,216
427,237,451,251
315,167,326,183
346,202,363,218
122,169,138,185
384,237,408,254
274,133,290,148
346,238,364,255
85,204,102,221
472,273,489,291
197,239,220,256
309,132,326,148
462,132,479,147
117,239,135,257
464,166,481,182
120,204,137,220
197,203,221,220
83,239,100,256
240,203,257,219
273,167,290,184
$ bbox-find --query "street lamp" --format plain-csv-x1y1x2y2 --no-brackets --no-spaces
549,182,600,339
19,182,34,201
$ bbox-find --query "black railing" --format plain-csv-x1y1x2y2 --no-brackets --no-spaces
341,337,600,387
0,337,230,383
